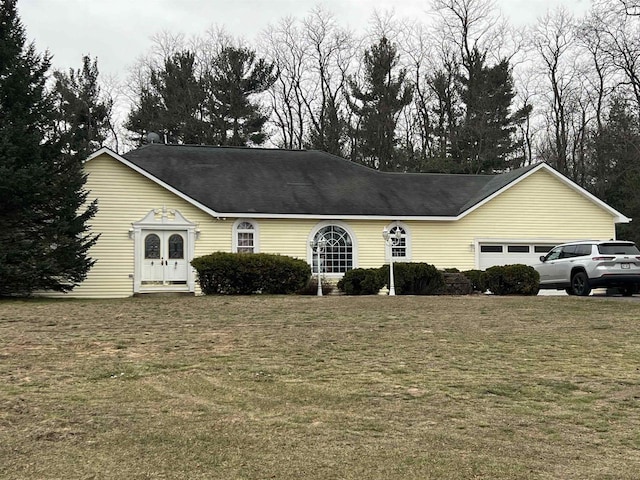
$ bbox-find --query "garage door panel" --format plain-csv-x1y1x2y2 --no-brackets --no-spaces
478,243,556,270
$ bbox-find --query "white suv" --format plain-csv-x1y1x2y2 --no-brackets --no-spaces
534,240,640,296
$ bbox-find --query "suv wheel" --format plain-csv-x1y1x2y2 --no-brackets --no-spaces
621,286,635,297
570,271,591,296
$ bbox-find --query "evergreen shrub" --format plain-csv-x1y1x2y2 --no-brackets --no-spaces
191,252,311,295
484,264,540,295
337,268,385,295
462,269,488,293
380,262,445,295
297,278,335,296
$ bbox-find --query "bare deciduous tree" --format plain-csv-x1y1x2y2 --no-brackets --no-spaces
261,7,357,152
532,8,579,175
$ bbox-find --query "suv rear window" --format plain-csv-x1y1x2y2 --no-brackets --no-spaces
597,243,640,255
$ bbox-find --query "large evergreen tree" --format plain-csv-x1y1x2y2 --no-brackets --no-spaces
307,97,347,157
348,37,413,171
205,46,277,146
126,51,206,145
127,47,275,146
453,49,531,174
0,0,98,296
53,55,113,160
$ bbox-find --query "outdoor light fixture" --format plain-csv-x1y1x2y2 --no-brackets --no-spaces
382,226,403,296
309,236,327,296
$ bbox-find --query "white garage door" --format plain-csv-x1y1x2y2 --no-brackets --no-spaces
478,243,557,270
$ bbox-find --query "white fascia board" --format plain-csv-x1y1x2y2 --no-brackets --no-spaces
457,163,632,224
84,146,117,163
84,148,224,219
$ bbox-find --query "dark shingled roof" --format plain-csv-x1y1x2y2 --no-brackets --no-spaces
122,144,540,217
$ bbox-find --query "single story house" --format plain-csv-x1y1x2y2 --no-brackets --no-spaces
72,144,629,297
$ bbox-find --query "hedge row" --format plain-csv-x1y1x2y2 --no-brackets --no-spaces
338,263,539,296
338,263,446,295
191,252,539,297
191,252,310,295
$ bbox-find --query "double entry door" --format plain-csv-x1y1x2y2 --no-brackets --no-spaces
142,230,188,285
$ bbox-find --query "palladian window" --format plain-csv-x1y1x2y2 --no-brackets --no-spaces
312,225,353,274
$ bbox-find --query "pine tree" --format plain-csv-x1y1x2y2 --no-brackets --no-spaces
126,51,206,145
454,49,531,174
205,46,277,146
426,67,461,171
307,98,346,157
125,85,164,144
0,0,98,296
53,55,113,160
348,37,413,171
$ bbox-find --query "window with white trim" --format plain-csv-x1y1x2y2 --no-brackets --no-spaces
233,220,258,253
385,222,411,261
312,225,353,274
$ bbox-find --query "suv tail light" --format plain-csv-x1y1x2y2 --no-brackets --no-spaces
592,256,615,261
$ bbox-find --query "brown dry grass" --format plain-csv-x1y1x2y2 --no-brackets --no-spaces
1,295,639,479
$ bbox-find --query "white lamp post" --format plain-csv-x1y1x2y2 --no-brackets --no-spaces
309,237,327,296
382,227,402,296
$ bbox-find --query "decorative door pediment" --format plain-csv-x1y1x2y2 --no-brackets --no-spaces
132,206,197,230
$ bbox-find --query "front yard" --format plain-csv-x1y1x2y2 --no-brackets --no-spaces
1,295,639,479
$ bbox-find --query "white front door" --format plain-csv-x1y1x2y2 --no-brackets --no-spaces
141,230,188,286
132,208,198,294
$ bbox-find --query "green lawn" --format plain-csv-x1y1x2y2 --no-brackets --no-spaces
1,295,639,479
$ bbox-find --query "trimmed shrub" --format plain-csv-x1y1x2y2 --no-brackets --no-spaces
297,278,336,296
484,264,540,295
380,262,445,295
462,269,488,293
191,252,311,295
337,268,385,295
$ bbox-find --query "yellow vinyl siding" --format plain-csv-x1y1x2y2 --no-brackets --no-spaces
257,219,317,259
409,169,615,270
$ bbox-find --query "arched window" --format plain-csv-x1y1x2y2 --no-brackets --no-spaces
168,234,184,259
233,220,259,253
312,224,354,274
385,222,411,261
144,234,160,259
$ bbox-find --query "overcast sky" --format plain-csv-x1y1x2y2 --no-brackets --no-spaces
19,0,592,83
